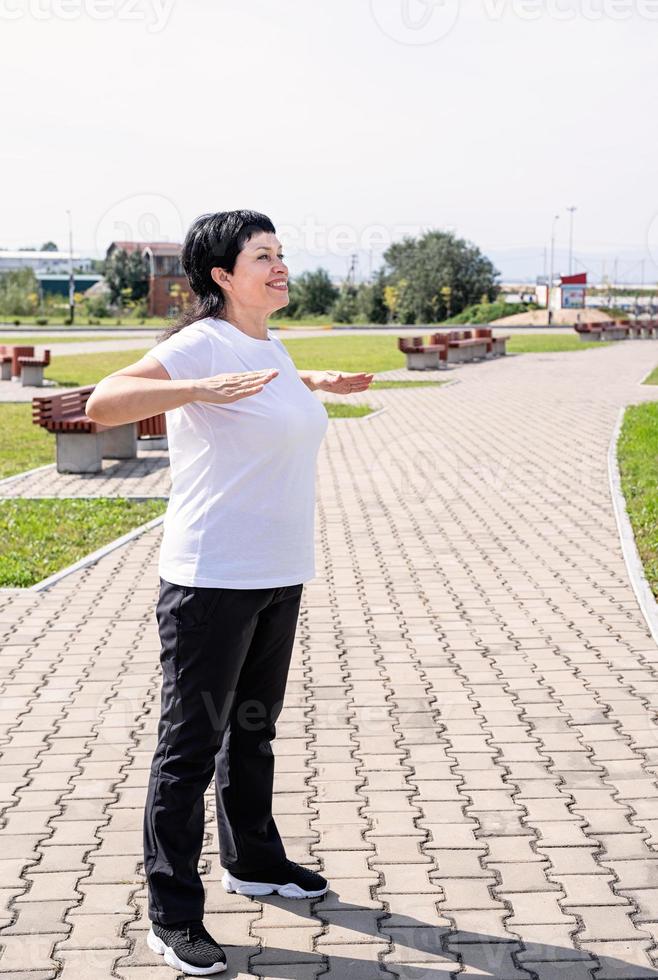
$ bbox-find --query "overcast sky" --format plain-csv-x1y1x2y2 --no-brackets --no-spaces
2,0,657,282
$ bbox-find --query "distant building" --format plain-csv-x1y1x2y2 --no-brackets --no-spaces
536,272,587,311
106,241,190,317
559,273,587,309
39,274,103,297
0,249,93,274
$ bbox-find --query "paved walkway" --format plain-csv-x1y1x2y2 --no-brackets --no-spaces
2,343,658,978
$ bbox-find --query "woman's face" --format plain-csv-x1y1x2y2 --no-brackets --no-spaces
213,231,289,314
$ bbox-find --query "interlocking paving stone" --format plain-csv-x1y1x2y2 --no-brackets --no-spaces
2,342,658,976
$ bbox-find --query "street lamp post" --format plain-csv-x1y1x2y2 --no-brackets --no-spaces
548,214,560,326
566,205,577,276
66,209,75,325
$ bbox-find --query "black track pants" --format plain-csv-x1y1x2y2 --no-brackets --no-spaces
143,577,304,925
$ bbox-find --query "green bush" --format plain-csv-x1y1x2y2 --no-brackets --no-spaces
35,316,49,325
85,294,110,319
445,300,537,325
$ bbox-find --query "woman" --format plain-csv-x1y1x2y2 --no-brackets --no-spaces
86,210,374,976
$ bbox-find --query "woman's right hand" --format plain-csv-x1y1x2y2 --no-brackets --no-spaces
194,368,279,404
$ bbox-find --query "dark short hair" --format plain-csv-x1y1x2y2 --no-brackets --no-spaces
158,209,276,341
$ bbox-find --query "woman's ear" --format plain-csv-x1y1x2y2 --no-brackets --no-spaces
210,267,231,292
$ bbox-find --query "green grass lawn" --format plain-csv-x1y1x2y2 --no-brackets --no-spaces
1,315,169,328
371,380,448,389
0,334,629,589
507,334,610,353
0,404,55,478
0,334,155,345
642,365,658,385
37,333,608,388
325,403,376,418
0,395,377,482
1,314,335,329
0,498,167,588
617,402,658,600
0,395,373,588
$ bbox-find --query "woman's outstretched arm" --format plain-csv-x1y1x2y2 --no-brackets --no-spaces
298,370,374,393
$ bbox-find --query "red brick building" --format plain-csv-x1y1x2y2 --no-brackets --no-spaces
106,241,191,318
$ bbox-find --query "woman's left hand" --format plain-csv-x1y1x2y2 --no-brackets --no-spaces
312,370,375,393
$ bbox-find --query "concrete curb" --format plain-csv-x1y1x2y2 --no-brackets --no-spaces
329,406,387,422
638,362,658,386
0,513,165,595
0,463,56,487
607,406,658,648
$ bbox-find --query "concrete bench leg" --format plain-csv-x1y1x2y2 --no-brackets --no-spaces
1,362,12,380
138,436,169,451
406,352,441,370
101,423,138,459
56,432,103,474
20,364,45,386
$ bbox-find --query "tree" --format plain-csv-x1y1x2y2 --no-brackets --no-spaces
382,230,499,324
0,268,40,316
105,248,150,307
292,268,339,317
40,241,58,251
356,269,390,323
331,286,359,323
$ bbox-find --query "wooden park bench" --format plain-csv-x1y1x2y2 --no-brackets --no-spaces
398,328,510,369
18,349,51,386
0,348,12,380
574,320,630,342
469,327,509,357
397,335,448,370
430,328,509,363
0,344,52,385
0,344,34,380
32,385,167,474
427,330,489,363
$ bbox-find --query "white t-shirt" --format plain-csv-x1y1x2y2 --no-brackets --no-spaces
146,317,329,589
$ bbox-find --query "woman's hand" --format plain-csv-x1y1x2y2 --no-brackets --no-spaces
194,368,279,404
311,370,374,393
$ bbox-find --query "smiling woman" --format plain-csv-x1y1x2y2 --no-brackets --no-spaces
154,210,290,343
80,208,373,976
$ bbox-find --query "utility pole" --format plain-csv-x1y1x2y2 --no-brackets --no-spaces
566,205,577,275
548,214,560,326
66,209,75,325
613,257,618,309
346,253,358,288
